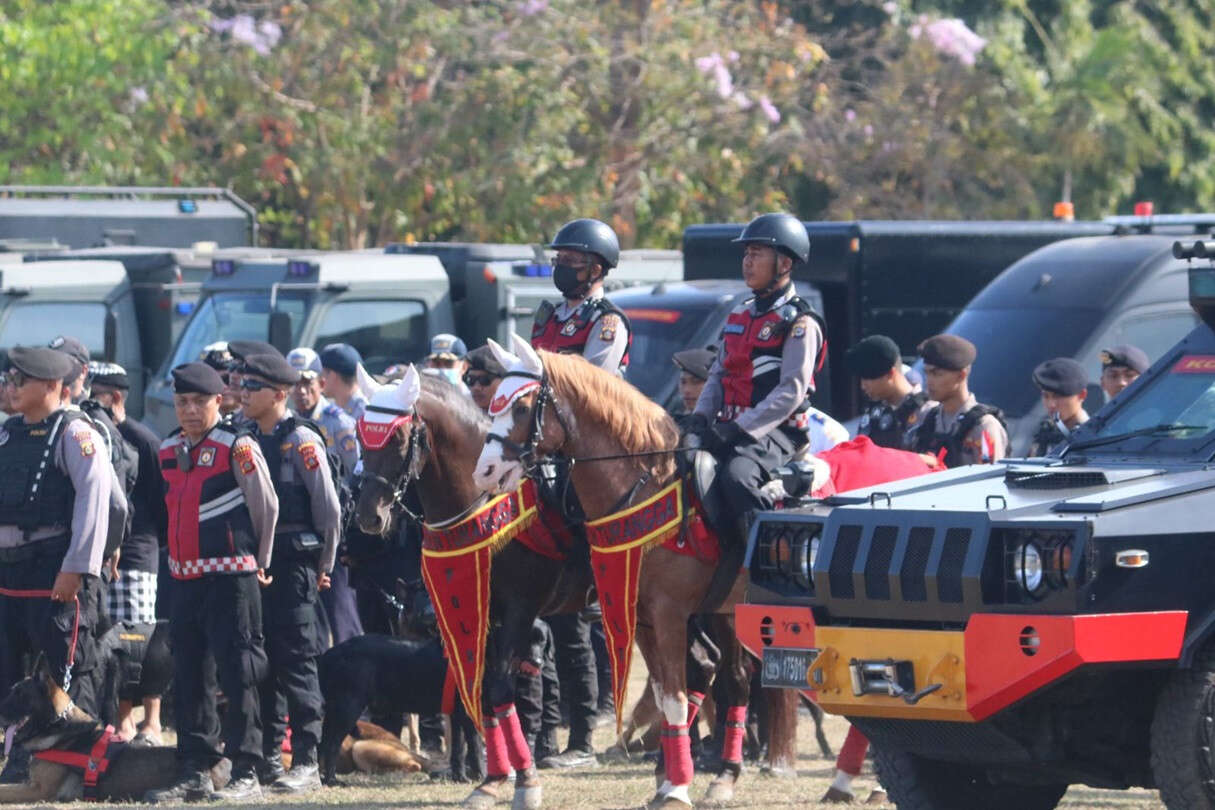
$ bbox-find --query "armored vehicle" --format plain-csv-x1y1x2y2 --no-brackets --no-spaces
736,238,1215,809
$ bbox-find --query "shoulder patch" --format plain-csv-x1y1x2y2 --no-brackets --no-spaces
232,442,253,463
298,441,321,471
598,313,620,342
340,433,358,453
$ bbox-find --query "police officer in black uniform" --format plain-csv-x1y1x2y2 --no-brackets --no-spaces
685,213,825,550
910,335,1009,467
0,347,112,714
1026,358,1090,457
844,335,934,449
240,353,340,792
147,363,278,804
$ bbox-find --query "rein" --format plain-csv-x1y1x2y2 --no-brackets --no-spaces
359,419,424,525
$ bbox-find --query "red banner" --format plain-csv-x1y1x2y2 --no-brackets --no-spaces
420,483,540,732
586,480,684,733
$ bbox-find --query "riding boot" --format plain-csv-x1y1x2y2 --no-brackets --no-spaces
143,765,215,804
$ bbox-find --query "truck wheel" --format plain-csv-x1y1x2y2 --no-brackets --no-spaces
874,747,1067,810
1150,646,1215,809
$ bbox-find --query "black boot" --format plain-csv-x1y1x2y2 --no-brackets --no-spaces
271,753,322,793
257,752,286,785
208,762,264,802
144,767,215,804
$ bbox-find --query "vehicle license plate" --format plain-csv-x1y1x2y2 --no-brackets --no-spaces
761,647,820,689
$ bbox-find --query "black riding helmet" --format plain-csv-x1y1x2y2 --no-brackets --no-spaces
547,218,620,270
732,212,810,264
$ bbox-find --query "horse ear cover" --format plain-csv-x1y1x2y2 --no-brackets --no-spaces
509,332,544,376
487,338,522,374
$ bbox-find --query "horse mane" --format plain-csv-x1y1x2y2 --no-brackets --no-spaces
539,350,679,479
416,373,489,434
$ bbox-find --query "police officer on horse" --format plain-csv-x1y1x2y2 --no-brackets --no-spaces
685,212,826,549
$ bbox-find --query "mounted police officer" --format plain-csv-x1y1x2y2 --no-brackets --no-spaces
532,218,631,375
529,217,633,770
0,347,112,718
148,362,278,804
910,335,1008,467
242,353,341,793
685,213,826,546
1026,358,1090,457
845,334,935,449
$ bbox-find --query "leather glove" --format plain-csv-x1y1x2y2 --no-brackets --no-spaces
704,420,748,455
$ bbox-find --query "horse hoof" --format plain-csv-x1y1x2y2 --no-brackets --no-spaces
463,779,508,809
512,783,542,810
702,775,736,804
865,788,888,804
647,798,694,810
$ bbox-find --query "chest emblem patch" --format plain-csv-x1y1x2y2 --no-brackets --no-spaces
560,320,578,337
757,324,774,341
197,447,216,467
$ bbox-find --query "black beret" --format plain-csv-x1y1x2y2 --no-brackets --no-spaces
466,345,506,378
228,340,280,362
86,361,130,390
1033,357,1088,396
241,353,301,387
918,334,976,371
8,346,75,381
48,335,89,367
672,347,716,381
1100,344,1149,374
844,335,901,379
172,362,225,395
319,343,362,377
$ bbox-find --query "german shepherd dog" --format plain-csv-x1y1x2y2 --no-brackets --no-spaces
0,657,229,803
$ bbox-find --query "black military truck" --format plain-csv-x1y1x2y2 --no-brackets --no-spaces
735,238,1215,808
684,220,1113,418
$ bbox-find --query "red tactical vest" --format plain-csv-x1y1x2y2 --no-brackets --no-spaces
719,295,823,417
532,298,631,372
159,425,259,580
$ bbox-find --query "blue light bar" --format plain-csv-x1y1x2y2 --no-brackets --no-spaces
175,301,195,316
178,199,198,214
212,259,235,276
287,260,314,277
515,263,553,277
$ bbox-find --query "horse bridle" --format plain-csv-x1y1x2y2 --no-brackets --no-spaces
485,370,570,478
358,406,425,525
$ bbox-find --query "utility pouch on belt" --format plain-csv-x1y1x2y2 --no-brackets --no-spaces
290,532,322,554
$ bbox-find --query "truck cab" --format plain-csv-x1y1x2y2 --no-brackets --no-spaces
143,252,451,435
736,238,1215,809
0,261,140,398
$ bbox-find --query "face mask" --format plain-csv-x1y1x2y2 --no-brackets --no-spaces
439,368,462,387
553,263,590,298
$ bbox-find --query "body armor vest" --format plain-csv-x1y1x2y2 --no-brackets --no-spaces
913,402,1005,468
0,410,80,535
719,295,824,418
532,297,632,372
859,391,928,450
257,417,326,535
159,425,258,579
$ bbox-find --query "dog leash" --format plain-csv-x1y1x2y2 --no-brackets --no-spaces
0,587,80,691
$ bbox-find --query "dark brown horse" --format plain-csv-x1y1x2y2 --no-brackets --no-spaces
354,367,590,810
473,336,756,810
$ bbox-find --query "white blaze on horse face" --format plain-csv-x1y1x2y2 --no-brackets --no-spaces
473,409,524,495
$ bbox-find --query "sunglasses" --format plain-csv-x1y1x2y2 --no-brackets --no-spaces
239,378,277,392
2,370,28,388
462,372,497,388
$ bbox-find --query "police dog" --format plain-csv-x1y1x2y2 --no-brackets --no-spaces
0,657,229,803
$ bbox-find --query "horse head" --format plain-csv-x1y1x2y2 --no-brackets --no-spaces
354,365,425,536
473,333,571,495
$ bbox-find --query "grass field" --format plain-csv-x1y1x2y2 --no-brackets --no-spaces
14,651,1168,809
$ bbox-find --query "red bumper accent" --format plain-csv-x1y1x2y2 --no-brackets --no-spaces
735,603,1188,721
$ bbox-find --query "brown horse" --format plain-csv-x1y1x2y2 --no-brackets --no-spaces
473,336,757,810
353,367,591,810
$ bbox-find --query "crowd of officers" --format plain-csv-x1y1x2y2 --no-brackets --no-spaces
0,212,1157,803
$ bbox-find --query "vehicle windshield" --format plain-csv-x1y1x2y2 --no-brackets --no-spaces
0,301,107,357
1079,353,1215,450
622,301,720,400
167,291,310,371
946,307,1105,418
312,298,429,374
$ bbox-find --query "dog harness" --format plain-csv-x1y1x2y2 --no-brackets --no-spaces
33,725,125,801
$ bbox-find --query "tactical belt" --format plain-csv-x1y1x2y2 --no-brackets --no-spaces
0,534,70,564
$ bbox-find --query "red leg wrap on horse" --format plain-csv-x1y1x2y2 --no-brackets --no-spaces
484,717,511,778
836,725,870,776
665,722,693,786
494,703,533,772
686,691,705,726
723,705,747,764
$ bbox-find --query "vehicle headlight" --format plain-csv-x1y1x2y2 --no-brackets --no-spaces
808,534,821,571
1014,542,1044,594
